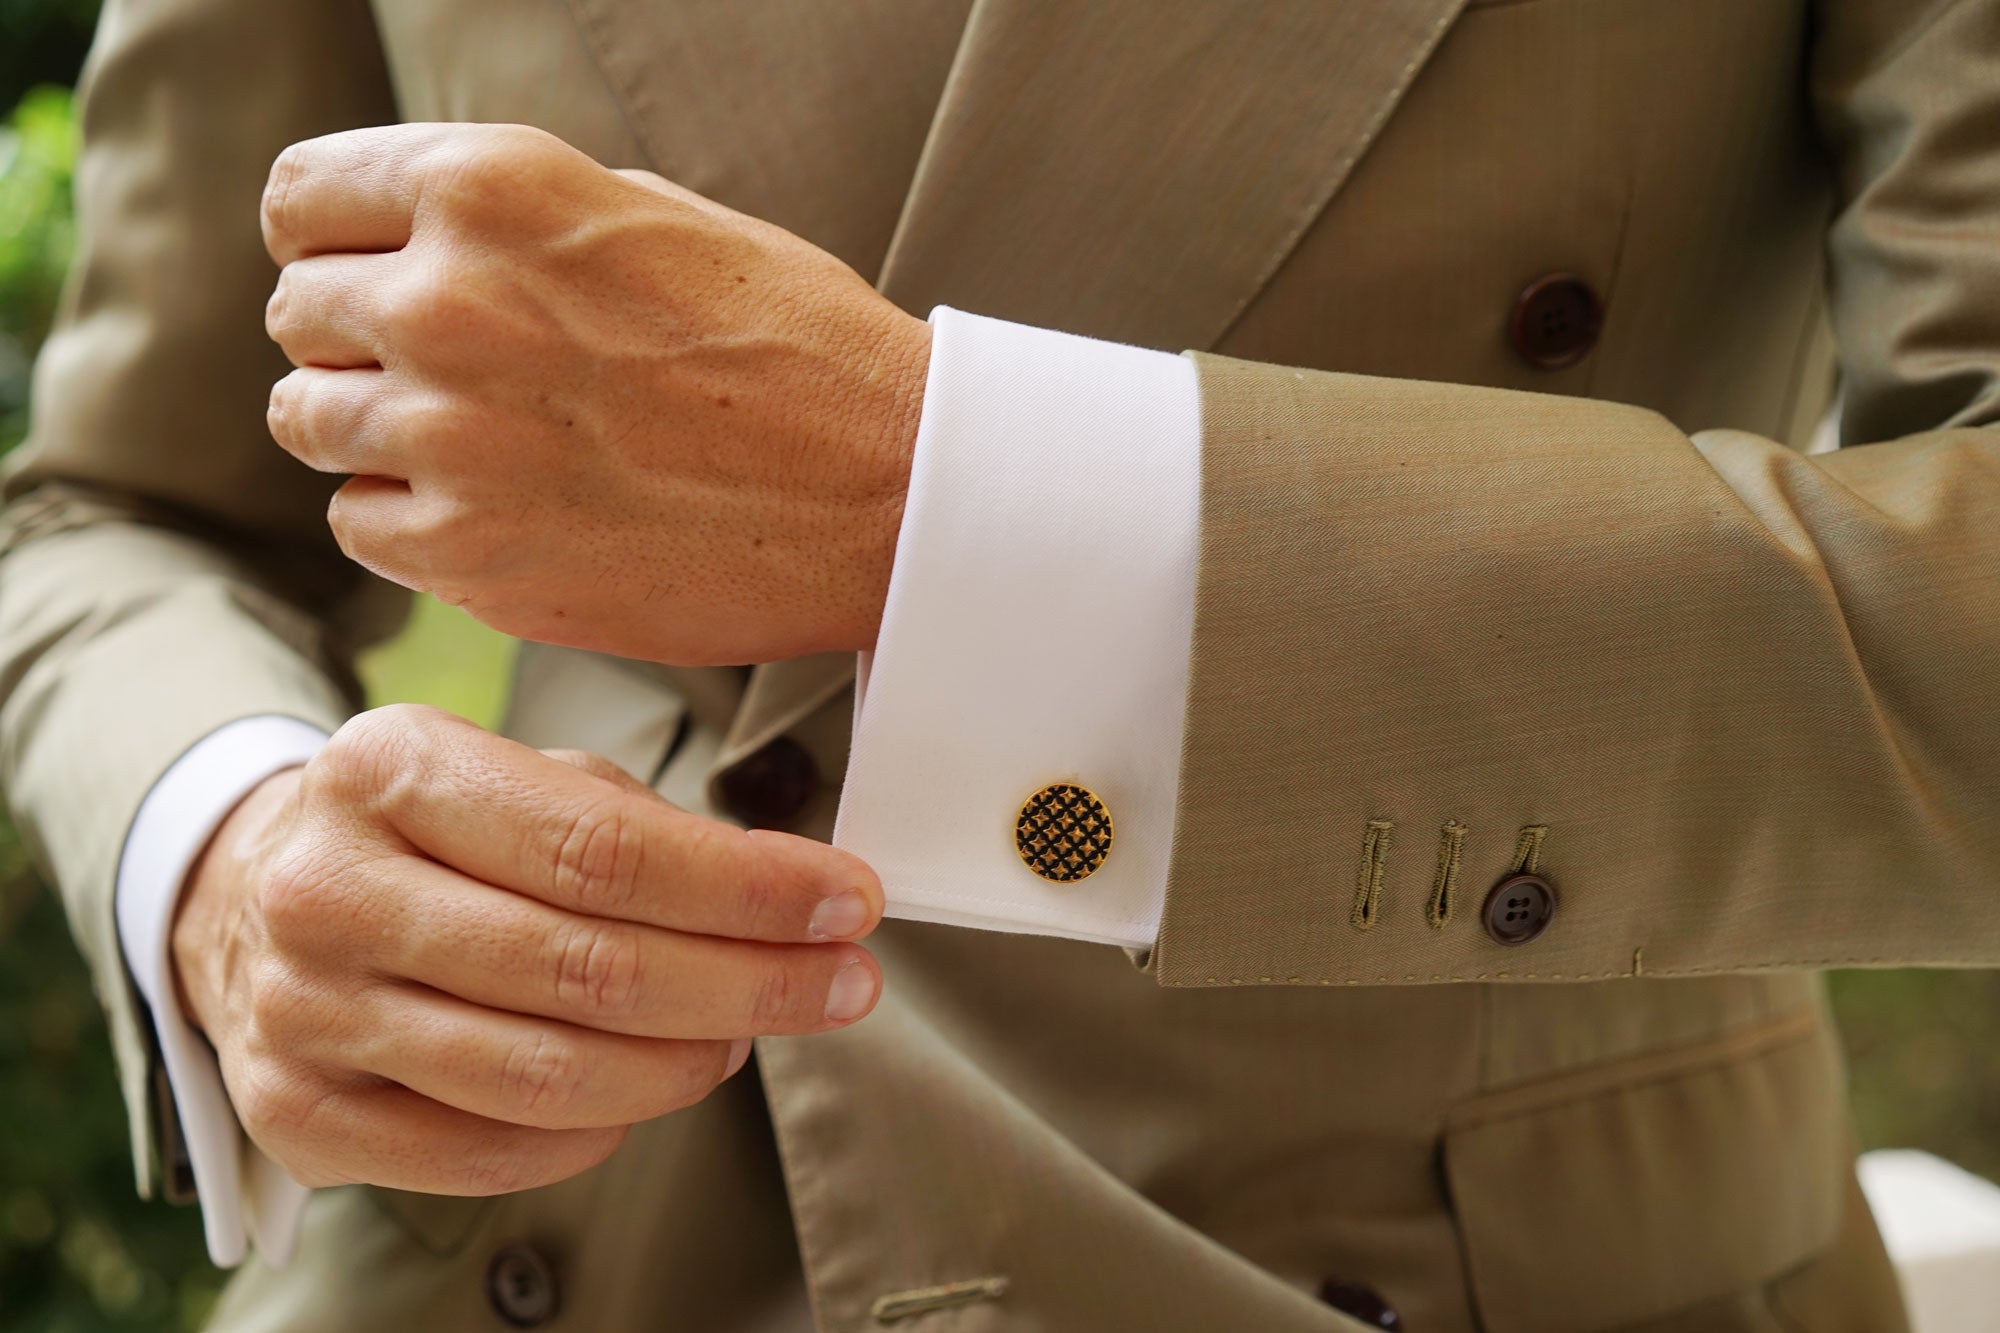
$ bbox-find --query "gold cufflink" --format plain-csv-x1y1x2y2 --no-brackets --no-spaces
1015,783,1113,883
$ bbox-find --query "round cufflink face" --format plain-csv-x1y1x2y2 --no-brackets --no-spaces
1015,783,1114,883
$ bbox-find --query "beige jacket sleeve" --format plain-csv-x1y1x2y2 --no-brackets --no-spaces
0,0,400,1194
1153,0,2000,987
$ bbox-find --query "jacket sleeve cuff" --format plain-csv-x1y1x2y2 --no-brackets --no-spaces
835,307,1200,949
116,715,328,1267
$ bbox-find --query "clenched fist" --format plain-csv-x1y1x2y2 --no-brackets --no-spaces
171,705,883,1194
260,122,931,667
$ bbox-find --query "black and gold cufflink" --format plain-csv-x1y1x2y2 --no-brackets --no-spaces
1015,783,1113,883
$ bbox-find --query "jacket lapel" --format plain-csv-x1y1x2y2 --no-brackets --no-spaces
877,0,1473,350
561,0,972,275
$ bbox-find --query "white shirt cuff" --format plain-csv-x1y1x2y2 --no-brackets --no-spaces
115,715,329,1267
836,307,1201,948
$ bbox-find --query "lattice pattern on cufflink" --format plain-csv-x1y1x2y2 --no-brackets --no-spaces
1015,783,1113,883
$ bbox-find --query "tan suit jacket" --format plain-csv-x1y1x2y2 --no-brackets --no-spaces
8,0,1997,1328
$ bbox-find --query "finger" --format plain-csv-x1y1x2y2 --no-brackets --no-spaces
358,856,880,1037
325,474,434,587
254,1076,630,1195
540,749,656,798
354,987,737,1130
267,252,398,368
351,708,883,943
263,125,454,265
269,367,399,476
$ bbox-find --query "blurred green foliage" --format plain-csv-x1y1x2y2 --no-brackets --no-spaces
0,86,75,453
1833,968,2000,1182
0,10,1993,1333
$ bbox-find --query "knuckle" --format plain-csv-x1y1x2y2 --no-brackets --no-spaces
242,958,330,1052
500,1031,584,1120
324,487,363,556
480,123,563,168
264,277,293,341
234,1077,291,1141
255,852,330,945
261,148,306,242
430,139,522,215
320,704,451,808
550,920,642,1018
266,376,297,444
322,708,409,784
400,390,475,463
327,483,420,584
746,961,799,1033
234,1058,326,1144
730,866,787,939
656,1064,720,1115
497,122,562,152
428,127,574,228
673,819,795,937
416,493,501,572
381,272,458,344
553,801,645,914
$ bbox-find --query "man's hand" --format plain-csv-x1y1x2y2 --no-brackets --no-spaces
171,704,883,1194
260,123,931,667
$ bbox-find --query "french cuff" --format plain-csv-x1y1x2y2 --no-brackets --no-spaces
115,715,328,1268
835,307,1201,949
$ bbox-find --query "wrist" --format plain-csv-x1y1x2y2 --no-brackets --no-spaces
841,311,931,651
170,767,301,1039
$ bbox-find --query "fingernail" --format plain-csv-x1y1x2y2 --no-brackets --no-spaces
808,890,871,941
724,1038,752,1079
823,959,878,1024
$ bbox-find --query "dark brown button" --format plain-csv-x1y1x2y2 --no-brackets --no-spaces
1319,1279,1401,1329
713,736,819,830
486,1243,558,1328
1509,272,1603,369
1483,872,1557,946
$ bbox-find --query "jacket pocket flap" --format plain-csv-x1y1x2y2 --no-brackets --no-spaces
1444,1010,1847,1333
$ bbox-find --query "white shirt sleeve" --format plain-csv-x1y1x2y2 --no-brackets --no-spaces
115,715,328,1268
835,307,1202,948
